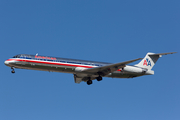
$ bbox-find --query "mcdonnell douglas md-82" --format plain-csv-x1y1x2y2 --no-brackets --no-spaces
4,52,176,85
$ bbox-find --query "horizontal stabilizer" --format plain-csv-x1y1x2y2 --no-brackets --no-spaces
148,52,177,56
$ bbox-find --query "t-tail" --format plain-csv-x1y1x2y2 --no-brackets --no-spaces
135,52,177,70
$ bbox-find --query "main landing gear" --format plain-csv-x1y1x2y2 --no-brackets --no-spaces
11,67,15,73
96,76,102,81
87,80,92,85
86,76,103,85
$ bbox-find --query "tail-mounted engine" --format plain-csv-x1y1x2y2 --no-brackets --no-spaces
123,66,147,74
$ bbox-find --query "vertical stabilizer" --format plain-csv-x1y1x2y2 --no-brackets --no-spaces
135,52,176,70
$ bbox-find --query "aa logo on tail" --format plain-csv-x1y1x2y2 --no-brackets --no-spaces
143,58,151,66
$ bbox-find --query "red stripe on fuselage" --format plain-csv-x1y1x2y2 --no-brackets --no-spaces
6,59,94,68
6,58,122,71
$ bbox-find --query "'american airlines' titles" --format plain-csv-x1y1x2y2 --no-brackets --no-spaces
35,55,57,60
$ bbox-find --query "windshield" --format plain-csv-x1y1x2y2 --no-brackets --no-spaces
13,55,21,58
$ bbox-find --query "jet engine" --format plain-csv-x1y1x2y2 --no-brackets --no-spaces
123,66,146,73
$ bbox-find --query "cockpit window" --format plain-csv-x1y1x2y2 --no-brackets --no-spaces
13,55,21,58
13,55,18,58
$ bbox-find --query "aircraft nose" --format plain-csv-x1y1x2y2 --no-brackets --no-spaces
4,59,15,67
4,60,9,65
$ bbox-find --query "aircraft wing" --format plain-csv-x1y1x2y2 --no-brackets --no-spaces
74,58,142,83
83,58,142,76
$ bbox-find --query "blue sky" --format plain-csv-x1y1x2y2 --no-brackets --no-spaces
0,0,179,120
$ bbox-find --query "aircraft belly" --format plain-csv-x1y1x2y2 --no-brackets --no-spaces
108,71,143,78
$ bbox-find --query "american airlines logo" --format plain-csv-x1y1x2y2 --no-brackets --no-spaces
143,58,151,66
35,55,57,60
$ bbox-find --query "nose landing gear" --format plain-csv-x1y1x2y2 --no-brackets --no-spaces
11,67,15,73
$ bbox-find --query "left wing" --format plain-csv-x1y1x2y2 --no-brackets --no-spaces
74,58,142,83
83,58,142,75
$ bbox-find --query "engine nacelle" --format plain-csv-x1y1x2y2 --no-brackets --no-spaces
75,67,87,72
123,66,146,73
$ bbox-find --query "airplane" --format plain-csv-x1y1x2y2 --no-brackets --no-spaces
4,52,176,85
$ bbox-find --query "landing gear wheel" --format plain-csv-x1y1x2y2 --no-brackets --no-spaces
96,76,102,81
87,80,92,85
11,70,15,73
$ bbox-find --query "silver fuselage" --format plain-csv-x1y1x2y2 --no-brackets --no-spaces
4,54,153,79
